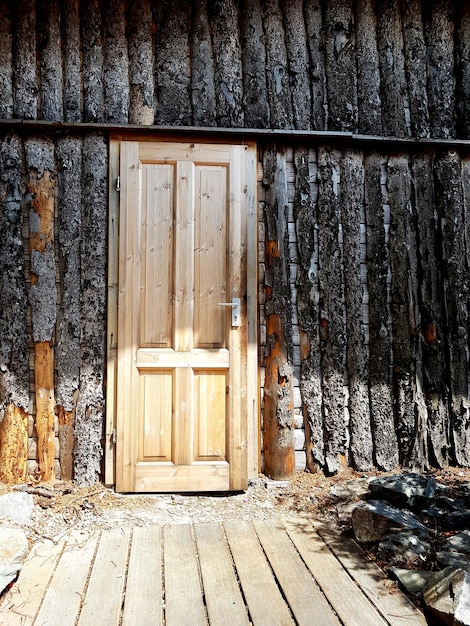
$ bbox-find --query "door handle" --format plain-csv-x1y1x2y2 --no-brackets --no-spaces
218,298,241,327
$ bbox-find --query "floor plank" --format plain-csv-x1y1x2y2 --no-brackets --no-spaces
0,538,65,626
224,520,294,626
122,526,163,626
253,519,341,626
163,524,207,626
35,530,98,626
78,527,130,626
284,519,388,626
317,524,427,626
194,523,250,626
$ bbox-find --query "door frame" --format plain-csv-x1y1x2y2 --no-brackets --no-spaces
105,134,259,489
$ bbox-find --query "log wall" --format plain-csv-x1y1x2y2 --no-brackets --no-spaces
0,0,469,483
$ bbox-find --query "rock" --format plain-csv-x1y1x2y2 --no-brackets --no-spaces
390,567,432,594
423,568,470,626
368,473,436,507
377,530,431,568
444,531,470,554
330,478,371,500
436,551,470,571
351,500,429,543
0,527,29,594
440,510,470,532
0,492,34,524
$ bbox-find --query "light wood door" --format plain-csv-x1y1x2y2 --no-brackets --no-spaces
116,140,256,492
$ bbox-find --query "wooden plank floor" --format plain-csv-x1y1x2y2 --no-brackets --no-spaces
0,518,427,626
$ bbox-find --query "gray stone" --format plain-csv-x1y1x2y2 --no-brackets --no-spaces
423,568,470,626
436,551,470,571
368,473,436,506
377,530,431,567
0,527,29,594
330,478,371,500
0,492,34,524
351,500,429,543
444,531,470,554
390,567,432,594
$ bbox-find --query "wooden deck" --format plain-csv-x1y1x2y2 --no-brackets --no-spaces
1,518,426,626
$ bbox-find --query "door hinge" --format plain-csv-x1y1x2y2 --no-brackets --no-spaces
112,427,117,445
115,176,120,192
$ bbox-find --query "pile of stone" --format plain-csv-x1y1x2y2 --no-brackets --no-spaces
345,473,470,625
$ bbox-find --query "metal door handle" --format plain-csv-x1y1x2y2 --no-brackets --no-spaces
218,298,241,327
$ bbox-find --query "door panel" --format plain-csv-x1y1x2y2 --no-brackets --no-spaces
116,140,255,492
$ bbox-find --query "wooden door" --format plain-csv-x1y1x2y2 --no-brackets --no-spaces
116,140,256,492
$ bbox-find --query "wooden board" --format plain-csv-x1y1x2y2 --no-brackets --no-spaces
194,523,249,626
224,520,294,626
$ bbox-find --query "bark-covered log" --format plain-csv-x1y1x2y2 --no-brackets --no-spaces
388,155,427,468
103,0,129,124
354,0,382,135
323,0,357,132
241,0,270,128
412,152,450,467
62,0,81,122
293,148,324,471
0,3,13,119
127,0,154,125
75,134,107,485
364,153,398,470
423,0,456,139
261,0,294,129
435,151,470,466
401,0,430,138
317,147,347,474
25,137,56,482
209,0,244,128
13,0,37,119
341,150,373,470
303,0,325,131
38,0,63,122
0,134,29,483
456,3,470,138
154,0,192,126
56,137,82,480
81,0,104,123
262,145,295,479
191,0,216,127
282,0,311,130
376,0,408,137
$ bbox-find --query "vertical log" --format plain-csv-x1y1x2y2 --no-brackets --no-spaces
317,147,347,474
63,0,82,122
341,150,373,470
75,134,107,485
103,0,129,124
293,148,324,471
435,151,470,466
388,155,427,468
364,154,398,469
423,0,456,139
354,0,382,135
400,0,430,138
81,0,105,123
56,137,82,481
282,0,311,130
13,0,37,119
154,0,192,125
323,0,357,132
263,145,295,480
240,0,270,128
38,0,63,121
0,134,29,483
376,0,408,137
456,3,470,138
412,152,450,467
128,0,154,125
261,0,294,129
191,0,217,127
0,2,14,119
209,0,244,127
26,138,57,483
303,0,325,131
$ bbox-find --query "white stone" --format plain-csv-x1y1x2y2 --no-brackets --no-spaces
0,492,34,524
0,527,29,593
